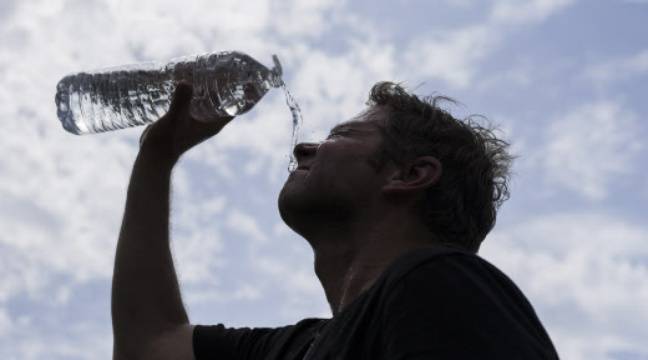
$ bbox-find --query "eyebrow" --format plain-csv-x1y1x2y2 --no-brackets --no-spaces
329,124,350,133
329,121,371,134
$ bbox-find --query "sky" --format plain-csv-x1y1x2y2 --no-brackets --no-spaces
0,0,647,359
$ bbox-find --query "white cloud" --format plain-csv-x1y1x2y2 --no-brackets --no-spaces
0,133,129,286
0,308,11,337
442,0,477,8
403,25,498,88
482,212,648,360
584,49,648,84
0,318,113,360
547,331,636,360
541,101,643,200
168,192,228,285
292,49,385,117
270,0,347,38
491,0,577,25
253,255,329,319
401,0,576,88
225,209,269,244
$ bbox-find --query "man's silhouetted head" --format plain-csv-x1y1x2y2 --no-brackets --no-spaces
278,81,514,253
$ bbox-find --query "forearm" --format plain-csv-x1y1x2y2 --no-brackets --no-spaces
111,148,188,353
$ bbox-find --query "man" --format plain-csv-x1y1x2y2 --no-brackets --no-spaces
112,81,560,359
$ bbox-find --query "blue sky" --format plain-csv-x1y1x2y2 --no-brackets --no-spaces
1,0,647,359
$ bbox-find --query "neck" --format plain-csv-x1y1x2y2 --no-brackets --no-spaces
308,209,438,316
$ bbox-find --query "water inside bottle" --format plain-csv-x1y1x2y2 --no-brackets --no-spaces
280,82,303,173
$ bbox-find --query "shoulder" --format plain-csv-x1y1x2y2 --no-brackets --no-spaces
381,246,530,315
377,247,558,358
379,245,499,291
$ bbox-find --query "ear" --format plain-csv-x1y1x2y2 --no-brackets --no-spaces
382,156,442,195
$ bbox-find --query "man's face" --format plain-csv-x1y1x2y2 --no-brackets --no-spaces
278,106,390,238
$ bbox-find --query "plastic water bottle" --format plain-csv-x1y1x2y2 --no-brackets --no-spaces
55,51,283,135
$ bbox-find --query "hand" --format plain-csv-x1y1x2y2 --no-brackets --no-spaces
138,81,234,164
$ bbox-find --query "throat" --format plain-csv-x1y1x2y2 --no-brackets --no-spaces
315,252,385,316
335,271,377,315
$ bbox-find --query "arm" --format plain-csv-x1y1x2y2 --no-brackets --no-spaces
111,83,233,359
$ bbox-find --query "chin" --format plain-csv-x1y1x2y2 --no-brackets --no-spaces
277,185,306,235
278,184,352,238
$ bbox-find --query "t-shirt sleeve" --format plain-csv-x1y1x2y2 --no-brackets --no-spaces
193,318,323,360
193,324,279,360
380,254,558,360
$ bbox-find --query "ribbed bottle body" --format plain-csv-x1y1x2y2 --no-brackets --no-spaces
55,51,282,135
188,51,281,121
55,63,174,135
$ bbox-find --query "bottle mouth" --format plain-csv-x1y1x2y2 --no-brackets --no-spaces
270,54,284,87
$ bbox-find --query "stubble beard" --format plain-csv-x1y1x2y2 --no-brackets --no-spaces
278,180,354,241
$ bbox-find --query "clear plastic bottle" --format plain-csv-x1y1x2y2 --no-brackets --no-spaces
55,51,283,135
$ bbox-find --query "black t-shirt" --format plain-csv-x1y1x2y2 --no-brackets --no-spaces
193,245,559,359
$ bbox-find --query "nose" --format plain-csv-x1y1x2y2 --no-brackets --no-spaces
293,142,319,163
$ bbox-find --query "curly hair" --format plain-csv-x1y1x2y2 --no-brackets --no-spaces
366,81,515,253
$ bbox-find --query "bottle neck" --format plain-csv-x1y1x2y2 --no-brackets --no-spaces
269,72,284,88
270,54,284,88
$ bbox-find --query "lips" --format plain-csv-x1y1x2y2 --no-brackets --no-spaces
291,166,310,177
296,163,311,171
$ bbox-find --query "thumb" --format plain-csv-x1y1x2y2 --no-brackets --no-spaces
139,82,193,148
167,81,193,116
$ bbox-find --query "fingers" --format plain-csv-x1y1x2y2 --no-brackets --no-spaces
168,81,193,116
